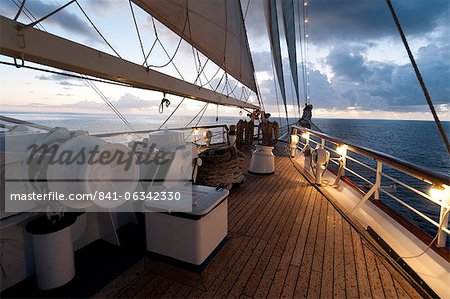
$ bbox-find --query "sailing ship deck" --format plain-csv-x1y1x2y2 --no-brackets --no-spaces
94,151,424,299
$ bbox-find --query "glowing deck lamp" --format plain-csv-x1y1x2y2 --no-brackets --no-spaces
430,185,449,203
290,134,300,157
301,132,310,140
432,184,450,247
336,144,348,158
193,128,199,143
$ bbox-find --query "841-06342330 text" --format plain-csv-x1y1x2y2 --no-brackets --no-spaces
10,191,182,202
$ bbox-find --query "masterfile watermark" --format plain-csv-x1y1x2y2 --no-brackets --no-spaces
10,191,182,202
4,132,194,213
26,141,176,171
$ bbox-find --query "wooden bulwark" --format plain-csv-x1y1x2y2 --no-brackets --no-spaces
94,154,424,298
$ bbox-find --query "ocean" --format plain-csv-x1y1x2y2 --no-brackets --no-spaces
2,112,449,244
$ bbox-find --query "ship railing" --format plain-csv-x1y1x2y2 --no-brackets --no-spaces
290,125,450,250
93,124,230,146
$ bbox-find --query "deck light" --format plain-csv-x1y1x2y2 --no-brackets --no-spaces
301,132,310,140
430,185,448,203
336,144,348,158
193,128,199,143
290,134,300,157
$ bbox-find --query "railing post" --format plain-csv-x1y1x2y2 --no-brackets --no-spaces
374,161,383,200
222,126,226,144
321,138,325,147
437,193,449,247
351,160,383,214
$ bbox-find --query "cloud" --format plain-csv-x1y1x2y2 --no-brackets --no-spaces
252,51,273,73
308,0,449,44
325,46,367,82
84,0,124,17
35,74,86,87
323,43,450,109
114,93,160,109
0,0,97,40
3,93,162,112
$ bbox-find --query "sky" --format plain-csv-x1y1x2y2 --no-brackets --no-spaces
0,0,449,121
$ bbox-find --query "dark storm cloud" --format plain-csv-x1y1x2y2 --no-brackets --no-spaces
308,0,449,44
244,0,449,47
325,43,449,108
244,0,449,114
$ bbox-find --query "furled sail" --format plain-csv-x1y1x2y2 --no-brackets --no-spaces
281,0,300,113
264,0,288,118
131,0,257,93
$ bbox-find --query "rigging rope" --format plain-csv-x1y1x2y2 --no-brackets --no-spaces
158,97,185,130
13,0,26,21
271,55,289,127
289,74,299,119
303,0,311,105
297,0,309,106
186,103,209,128
158,94,171,114
25,0,75,28
75,1,122,59
128,0,149,68
8,0,140,137
194,103,209,127
145,15,186,70
11,0,50,31
85,79,141,137
385,0,450,155
0,61,131,87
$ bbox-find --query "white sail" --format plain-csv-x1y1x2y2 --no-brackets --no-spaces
264,0,288,117
131,0,257,93
281,0,300,112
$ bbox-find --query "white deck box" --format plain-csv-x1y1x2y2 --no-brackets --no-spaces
145,185,228,266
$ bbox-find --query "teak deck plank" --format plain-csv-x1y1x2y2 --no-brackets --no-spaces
306,194,328,298
95,153,425,298
343,220,360,298
320,201,336,298
294,191,322,298
351,229,373,298
333,208,347,298
364,244,387,299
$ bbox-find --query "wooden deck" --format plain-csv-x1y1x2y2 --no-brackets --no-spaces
94,153,424,298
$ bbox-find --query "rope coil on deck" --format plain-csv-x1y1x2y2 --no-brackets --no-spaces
196,146,246,189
